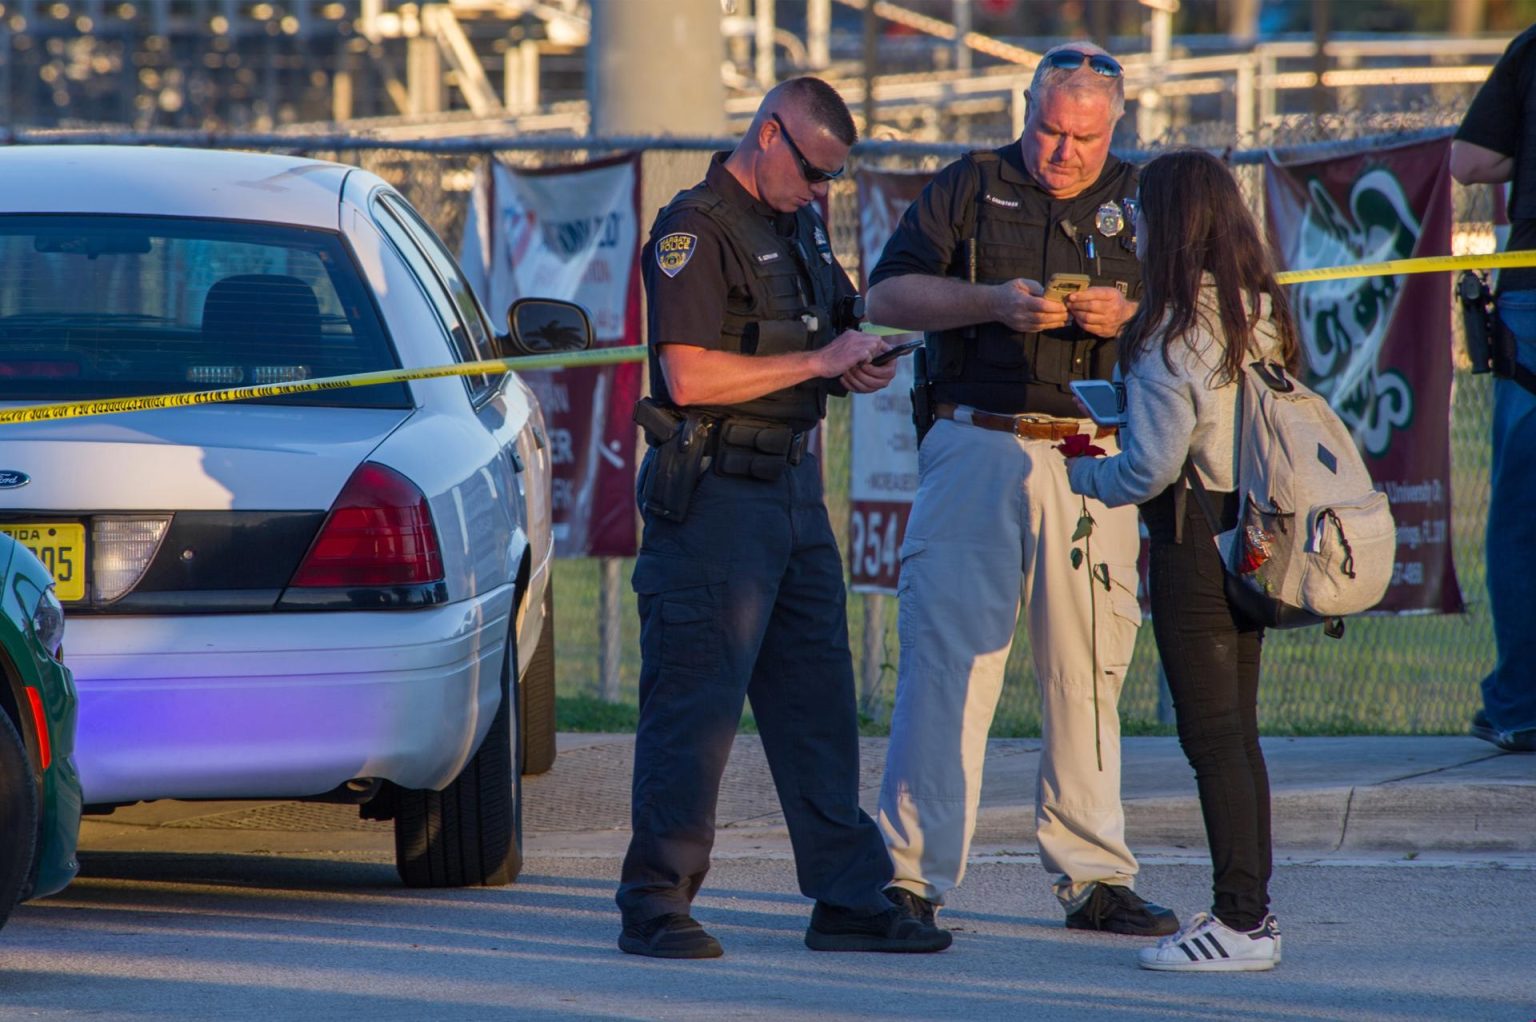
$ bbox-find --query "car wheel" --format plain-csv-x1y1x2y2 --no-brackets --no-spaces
0,710,40,930
519,586,557,777
392,624,524,888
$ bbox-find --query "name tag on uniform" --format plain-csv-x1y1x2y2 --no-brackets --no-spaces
755,251,781,264
983,194,1021,209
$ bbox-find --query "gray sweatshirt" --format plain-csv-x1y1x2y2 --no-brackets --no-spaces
1067,284,1283,509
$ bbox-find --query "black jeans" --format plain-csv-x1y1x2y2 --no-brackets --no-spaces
1140,485,1272,932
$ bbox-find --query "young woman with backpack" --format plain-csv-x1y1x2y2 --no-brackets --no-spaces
1062,148,1301,972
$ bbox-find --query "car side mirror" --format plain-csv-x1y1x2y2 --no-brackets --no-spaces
501,298,594,357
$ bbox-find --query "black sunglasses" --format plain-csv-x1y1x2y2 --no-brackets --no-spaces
771,113,845,184
1041,49,1123,78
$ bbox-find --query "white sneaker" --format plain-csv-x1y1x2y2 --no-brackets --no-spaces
1137,912,1280,972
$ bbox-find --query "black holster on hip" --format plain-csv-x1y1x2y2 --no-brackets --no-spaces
1458,271,1536,396
634,397,714,523
911,346,935,447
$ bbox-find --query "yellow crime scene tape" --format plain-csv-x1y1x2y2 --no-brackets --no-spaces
3,250,1534,426
1273,249,1536,285
0,346,648,427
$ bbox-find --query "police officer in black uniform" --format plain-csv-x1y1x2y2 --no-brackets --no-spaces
616,76,952,959
1451,26,1536,754
868,44,1179,938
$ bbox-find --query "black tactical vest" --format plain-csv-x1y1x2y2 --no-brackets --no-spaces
648,183,842,428
927,149,1142,416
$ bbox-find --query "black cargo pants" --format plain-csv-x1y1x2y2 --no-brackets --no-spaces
616,449,894,924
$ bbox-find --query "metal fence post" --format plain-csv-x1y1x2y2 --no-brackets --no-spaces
860,592,885,716
598,556,623,702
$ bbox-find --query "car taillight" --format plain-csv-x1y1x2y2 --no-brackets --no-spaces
290,463,443,588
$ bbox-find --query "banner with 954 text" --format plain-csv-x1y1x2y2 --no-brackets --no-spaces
847,169,933,593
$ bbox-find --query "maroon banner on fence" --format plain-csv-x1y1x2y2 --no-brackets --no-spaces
460,153,643,558
1266,137,1463,613
846,169,933,593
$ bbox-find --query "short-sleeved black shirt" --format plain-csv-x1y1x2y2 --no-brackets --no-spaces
1457,24,1536,293
641,153,857,410
869,143,1140,416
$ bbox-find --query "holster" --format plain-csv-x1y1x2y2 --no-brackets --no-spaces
634,398,714,523
1458,271,1498,375
911,346,935,446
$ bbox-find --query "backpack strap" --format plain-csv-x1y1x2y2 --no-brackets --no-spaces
1182,456,1224,537
1178,358,1251,544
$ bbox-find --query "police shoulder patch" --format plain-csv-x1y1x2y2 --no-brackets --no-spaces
656,232,698,278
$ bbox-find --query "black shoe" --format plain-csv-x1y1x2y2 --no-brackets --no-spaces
885,886,940,927
805,902,952,953
1064,882,1179,937
1471,710,1536,753
618,913,724,959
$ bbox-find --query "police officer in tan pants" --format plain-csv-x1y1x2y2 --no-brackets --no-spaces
867,43,1177,937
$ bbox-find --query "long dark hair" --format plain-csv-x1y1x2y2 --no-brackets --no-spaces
1120,149,1300,383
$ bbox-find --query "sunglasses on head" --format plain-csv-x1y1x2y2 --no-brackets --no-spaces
1041,49,1123,78
771,113,845,184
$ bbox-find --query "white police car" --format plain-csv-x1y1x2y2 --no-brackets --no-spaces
0,146,587,887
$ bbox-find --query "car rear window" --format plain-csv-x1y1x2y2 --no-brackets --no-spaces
0,214,409,407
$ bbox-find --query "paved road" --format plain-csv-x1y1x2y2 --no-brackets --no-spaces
2,850,1532,1021
2,735,1531,1020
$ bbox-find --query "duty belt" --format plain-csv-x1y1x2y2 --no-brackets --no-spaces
935,402,1117,441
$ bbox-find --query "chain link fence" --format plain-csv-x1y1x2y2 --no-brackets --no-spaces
73,107,1494,735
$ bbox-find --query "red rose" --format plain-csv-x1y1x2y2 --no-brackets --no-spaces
1055,433,1107,459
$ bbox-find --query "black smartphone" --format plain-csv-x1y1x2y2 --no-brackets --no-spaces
1069,379,1126,427
871,340,923,366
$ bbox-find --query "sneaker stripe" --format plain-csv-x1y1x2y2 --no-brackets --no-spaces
1205,933,1229,957
1195,937,1218,960
1179,941,1200,962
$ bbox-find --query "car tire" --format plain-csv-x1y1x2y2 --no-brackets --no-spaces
0,709,40,930
519,586,557,777
392,624,524,888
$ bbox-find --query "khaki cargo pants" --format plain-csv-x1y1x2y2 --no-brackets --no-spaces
876,417,1143,912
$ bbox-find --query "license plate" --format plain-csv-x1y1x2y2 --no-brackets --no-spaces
0,523,86,602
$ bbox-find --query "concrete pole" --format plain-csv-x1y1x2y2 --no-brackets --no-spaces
407,36,443,116
588,0,726,138
588,0,724,702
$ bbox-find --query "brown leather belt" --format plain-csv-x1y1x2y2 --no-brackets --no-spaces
934,402,1117,441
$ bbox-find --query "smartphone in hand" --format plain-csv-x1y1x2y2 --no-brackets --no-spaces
1069,379,1126,427
870,339,923,366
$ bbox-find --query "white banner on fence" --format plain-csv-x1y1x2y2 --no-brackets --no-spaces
460,154,643,558
460,156,639,343
847,169,933,594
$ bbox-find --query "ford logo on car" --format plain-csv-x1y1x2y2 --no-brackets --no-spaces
0,470,30,489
